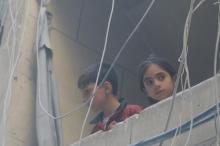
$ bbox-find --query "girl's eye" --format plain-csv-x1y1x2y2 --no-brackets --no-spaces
144,79,154,86
157,74,165,81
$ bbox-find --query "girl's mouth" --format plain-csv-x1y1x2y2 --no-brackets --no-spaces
156,90,164,95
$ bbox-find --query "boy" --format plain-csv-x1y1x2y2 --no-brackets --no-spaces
78,63,142,133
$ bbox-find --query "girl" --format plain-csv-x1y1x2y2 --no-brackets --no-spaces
138,55,176,103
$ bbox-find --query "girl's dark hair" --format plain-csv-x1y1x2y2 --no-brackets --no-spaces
138,54,176,92
78,63,118,95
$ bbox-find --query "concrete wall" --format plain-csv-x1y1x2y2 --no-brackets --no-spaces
4,0,38,146
72,75,220,146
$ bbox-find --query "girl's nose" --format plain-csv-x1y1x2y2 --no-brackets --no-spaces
154,79,161,88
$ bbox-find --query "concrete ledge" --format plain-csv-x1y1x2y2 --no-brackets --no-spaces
72,74,220,146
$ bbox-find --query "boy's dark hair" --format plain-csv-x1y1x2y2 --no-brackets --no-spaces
138,54,176,92
78,63,118,95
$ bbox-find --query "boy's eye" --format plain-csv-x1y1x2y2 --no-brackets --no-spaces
83,90,92,99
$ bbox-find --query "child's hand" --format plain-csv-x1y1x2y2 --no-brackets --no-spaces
107,121,117,130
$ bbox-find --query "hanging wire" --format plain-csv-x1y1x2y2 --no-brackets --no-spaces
69,0,157,145
157,0,212,145
68,1,159,146
213,0,220,145
0,0,28,145
39,0,156,123
100,0,156,86
78,0,115,145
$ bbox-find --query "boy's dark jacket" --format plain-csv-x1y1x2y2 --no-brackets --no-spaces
90,98,143,133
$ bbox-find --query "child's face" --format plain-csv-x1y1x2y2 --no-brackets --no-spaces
143,64,175,101
81,83,107,112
